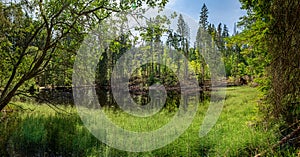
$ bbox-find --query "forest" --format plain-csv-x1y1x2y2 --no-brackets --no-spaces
0,0,299,156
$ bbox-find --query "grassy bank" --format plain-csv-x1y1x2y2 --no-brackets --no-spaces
0,86,297,156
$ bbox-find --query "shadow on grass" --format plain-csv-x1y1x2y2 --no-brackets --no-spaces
4,113,105,156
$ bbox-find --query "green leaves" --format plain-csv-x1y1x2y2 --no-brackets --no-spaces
0,0,169,111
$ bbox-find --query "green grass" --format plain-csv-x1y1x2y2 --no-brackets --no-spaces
0,86,298,156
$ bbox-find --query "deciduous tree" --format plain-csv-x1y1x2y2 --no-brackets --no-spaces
0,0,168,111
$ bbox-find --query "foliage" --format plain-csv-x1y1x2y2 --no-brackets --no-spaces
238,0,300,126
266,0,300,125
0,0,169,111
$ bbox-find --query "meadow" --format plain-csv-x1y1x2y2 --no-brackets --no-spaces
0,86,297,156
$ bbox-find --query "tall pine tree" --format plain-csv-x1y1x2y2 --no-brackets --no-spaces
196,3,210,86
199,3,209,30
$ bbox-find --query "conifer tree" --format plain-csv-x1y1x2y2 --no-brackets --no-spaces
199,3,209,30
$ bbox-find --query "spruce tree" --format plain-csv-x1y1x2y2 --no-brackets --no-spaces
199,3,209,30
197,3,209,86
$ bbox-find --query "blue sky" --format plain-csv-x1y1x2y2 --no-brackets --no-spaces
166,0,246,35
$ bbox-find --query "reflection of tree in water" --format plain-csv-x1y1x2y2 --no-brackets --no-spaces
96,88,116,108
94,57,207,110
94,87,207,112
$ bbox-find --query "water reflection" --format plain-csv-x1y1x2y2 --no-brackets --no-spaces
94,87,208,111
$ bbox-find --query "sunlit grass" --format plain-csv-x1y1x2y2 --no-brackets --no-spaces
1,86,296,156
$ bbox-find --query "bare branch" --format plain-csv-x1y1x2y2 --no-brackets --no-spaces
77,6,120,16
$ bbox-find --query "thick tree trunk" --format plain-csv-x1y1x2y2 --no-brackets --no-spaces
0,100,9,112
